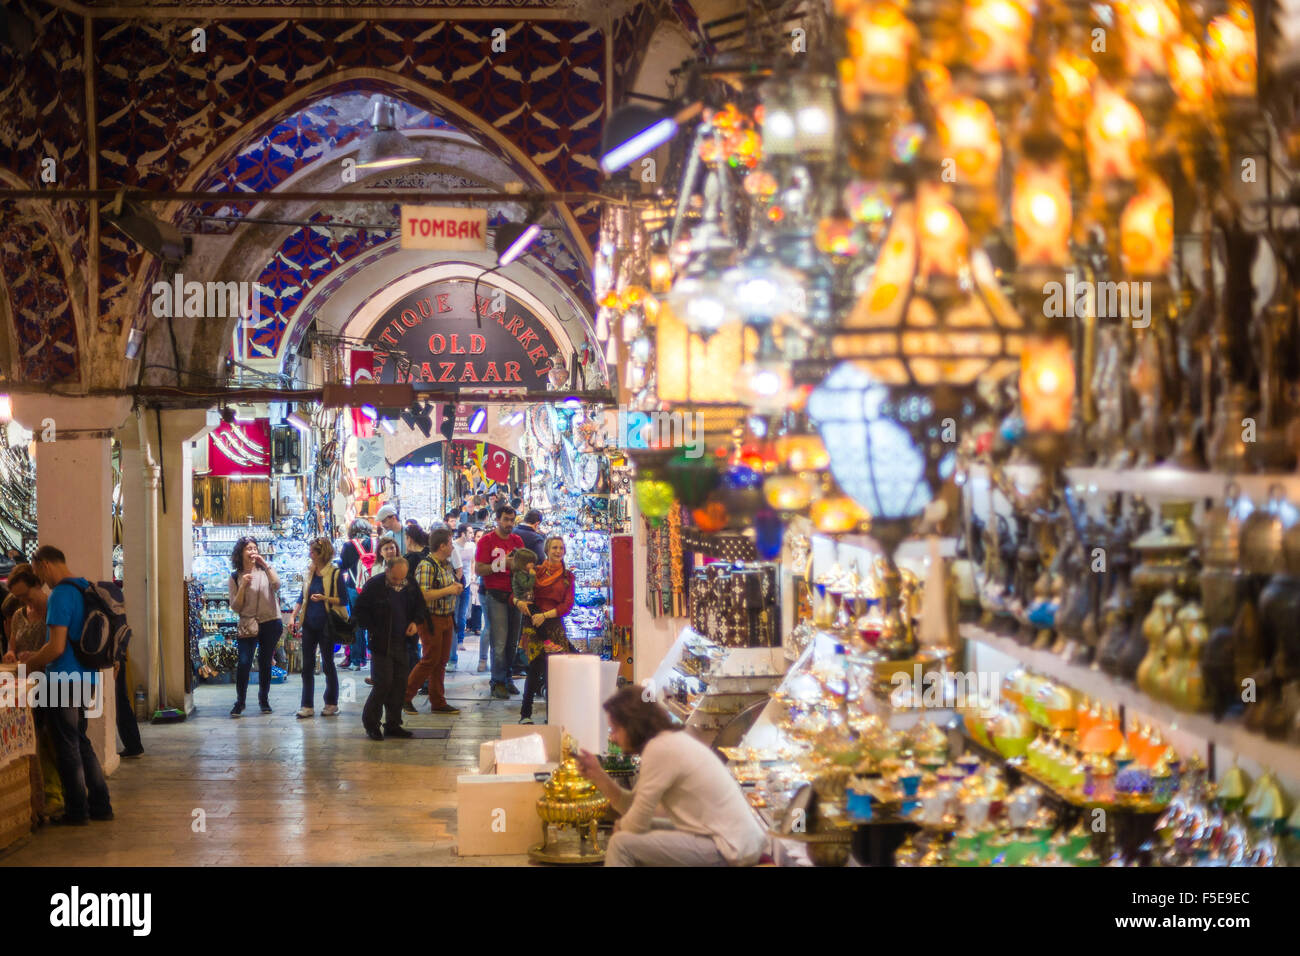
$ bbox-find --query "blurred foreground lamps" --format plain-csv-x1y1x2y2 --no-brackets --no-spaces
648,243,674,294
775,433,830,471
1206,1,1258,108
840,2,916,135
963,0,1033,108
834,187,1023,387
1086,84,1147,211
655,305,754,405
1120,175,1175,283
1019,333,1075,464
935,95,1002,231
761,73,838,162
1118,0,1178,124
634,478,676,524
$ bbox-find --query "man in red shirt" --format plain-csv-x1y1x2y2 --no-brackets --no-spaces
474,506,526,699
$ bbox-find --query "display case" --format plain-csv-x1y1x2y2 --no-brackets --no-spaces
191,522,308,679
651,627,787,741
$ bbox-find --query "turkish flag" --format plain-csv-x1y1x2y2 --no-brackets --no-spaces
349,349,377,436
482,444,512,483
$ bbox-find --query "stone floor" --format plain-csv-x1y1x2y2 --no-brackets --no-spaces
0,633,543,866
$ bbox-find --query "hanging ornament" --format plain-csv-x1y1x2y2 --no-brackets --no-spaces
665,452,720,509
692,497,729,533
753,508,785,560
635,479,675,524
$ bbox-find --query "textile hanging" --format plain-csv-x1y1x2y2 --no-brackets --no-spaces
0,701,36,771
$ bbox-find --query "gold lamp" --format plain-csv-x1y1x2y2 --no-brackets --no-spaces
833,183,1024,388
528,734,610,864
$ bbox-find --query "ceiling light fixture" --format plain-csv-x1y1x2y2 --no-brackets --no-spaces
287,411,312,433
468,407,487,434
354,99,422,171
495,222,542,266
102,191,185,263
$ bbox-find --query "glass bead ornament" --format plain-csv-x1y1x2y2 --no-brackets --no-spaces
634,479,676,524
754,508,785,560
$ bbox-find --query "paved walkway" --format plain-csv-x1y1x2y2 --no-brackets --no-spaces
1,634,543,866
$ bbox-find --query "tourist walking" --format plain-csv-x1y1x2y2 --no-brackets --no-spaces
291,537,344,718
228,536,283,717
338,518,377,669
24,546,114,826
474,507,525,699
518,536,575,724
405,528,463,715
353,557,425,741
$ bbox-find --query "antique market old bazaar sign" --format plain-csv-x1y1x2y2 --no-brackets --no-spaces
367,279,562,389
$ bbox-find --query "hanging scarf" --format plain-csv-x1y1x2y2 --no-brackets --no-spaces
535,558,565,589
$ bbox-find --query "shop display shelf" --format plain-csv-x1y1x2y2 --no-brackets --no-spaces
962,621,1300,784
964,462,1300,503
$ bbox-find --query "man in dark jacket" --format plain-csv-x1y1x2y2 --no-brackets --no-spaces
515,510,547,564
352,557,426,741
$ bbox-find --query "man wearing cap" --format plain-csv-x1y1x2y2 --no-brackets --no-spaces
376,504,405,555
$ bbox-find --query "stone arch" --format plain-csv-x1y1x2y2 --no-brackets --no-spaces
129,70,598,386
0,168,87,385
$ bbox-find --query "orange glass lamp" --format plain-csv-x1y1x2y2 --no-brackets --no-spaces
1048,48,1097,141
648,243,673,294
844,2,916,107
1019,332,1075,464
1118,0,1178,126
1205,0,1257,119
655,303,755,406
935,95,1002,231
1119,174,1174,281
841,2,917,172
811,493,871,535
963,0,1033,108
1167,33,1210,116
1086,83,1147,212
776,433,831,471
835,185,1023,388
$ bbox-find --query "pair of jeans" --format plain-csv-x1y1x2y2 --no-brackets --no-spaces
362,643,408,732
519,651,547,720
299,621,339,708
482,590,521,688
604,829,729,867
235,619,283,707
405,614,453,708
114,660,143,754
454,587,469,645
44,704,112,822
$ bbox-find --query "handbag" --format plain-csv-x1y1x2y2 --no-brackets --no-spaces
324,566,355,645
237,615,259,639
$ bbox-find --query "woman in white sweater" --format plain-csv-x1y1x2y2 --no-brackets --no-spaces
575,686,768,867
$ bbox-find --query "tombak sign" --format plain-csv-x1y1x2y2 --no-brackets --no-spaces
367,279,562,390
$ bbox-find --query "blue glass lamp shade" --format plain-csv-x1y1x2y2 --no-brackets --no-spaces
807,362,931,522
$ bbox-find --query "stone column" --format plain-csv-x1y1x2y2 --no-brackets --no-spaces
11,395,132,776
116,408,210,719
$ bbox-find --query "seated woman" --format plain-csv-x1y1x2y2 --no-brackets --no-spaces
574,686,768,867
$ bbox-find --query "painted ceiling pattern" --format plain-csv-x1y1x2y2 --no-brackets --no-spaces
0,1,706,384
90,17,607,343
0,6,89,383
0,219,81,383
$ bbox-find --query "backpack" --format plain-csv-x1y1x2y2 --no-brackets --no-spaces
350,536,378,589
62,580,132,671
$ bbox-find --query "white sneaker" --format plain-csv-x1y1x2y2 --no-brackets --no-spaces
321,705,339,716
295,707,314,719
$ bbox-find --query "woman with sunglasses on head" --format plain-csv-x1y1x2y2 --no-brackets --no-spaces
229,537,282,717
290,537,345,719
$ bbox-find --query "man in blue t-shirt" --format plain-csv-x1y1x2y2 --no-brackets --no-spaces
25,545,113,825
